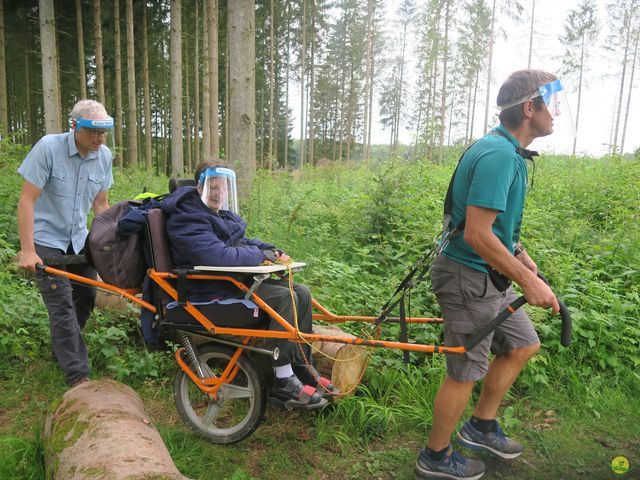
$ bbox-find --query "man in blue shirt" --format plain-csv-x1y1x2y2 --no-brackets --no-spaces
17,99,114,388
415,70,564,479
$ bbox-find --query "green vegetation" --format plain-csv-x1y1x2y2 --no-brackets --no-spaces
1,140,638,479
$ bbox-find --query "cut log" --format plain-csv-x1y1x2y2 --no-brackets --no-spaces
95,289,131,312
95,275,133,313
43,379,191,480
311,324,369,395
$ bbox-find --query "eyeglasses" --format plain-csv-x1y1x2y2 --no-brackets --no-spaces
85,129,108,137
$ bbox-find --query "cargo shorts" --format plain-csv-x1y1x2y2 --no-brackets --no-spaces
431,254,540,382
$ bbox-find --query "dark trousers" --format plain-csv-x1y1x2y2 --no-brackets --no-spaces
35,244,97,385
256,279,313,367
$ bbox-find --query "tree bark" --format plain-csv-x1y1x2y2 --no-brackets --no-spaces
93,0,105,105
43,379,190,480
483,0,497,135
208,0,219,157
0,0,7,137
438,0,451,163
620,28,638,154
125,0,138,166
171,0,184,175
39,0,62,134
201,0,211,160
193,0,200,169
142,2,153,169
527,0,535,69
268,0,275,168
75,0,87,99
113,0,124,168
227,0,256,193
299,0,307,168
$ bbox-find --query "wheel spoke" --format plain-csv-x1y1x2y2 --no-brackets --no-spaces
221,383,253,400
202,401,221,425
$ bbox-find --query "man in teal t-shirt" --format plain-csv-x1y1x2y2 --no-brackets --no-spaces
415,70,564,480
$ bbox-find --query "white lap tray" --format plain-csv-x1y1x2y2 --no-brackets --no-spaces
193,261,306,274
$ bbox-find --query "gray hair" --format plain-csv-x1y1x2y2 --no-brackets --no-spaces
70,99,108,120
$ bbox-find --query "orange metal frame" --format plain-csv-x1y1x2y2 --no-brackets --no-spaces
42,265,463,396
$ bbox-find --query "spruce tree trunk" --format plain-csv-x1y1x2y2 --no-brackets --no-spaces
227,0,256,192
193,0,200,168
0,0,7,137
125,0,138,166
171,0,183,175
620,29,638,154
299,0,307,168
142,3,153,169
39,0,62,134
43,380,190,480
93,0,105,105
75,0,87,99
113,0,124,168
208,0,219,157
268,0,275,168
483,0,497,135
201,0,211,160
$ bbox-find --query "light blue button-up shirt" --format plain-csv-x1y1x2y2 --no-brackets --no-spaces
17,131,114,253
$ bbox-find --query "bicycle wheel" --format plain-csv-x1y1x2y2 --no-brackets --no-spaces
174,343,266,444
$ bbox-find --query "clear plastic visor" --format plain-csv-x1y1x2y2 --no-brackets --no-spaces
75,116,115,152
198,167,239,214
498,79,576,138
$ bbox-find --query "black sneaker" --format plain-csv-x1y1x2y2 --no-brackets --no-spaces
270,374,327,410
457,420,523,459
415,445,485,479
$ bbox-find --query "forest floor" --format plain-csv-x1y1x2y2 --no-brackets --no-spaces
1,357,638,480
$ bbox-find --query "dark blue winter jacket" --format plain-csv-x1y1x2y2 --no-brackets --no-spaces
161,186,274,298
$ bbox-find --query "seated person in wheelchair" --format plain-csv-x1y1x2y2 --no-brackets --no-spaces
161,160,337,409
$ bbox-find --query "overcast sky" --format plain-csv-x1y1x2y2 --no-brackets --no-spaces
292,0,638,157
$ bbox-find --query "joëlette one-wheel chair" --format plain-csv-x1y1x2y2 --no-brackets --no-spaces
37,182,572,445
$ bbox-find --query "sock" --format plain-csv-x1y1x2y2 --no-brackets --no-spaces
425,445,449,461
470,416,497,434
274,364,294,379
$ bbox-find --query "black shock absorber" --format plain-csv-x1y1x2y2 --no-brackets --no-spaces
179,332,205,379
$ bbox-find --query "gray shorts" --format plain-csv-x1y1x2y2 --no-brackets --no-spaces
431,255,540,382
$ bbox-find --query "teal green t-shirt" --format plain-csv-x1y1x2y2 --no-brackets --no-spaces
443,124,528,273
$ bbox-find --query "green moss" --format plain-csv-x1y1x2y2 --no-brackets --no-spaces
79,465,111,478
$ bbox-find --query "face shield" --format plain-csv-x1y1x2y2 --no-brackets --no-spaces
75,116,115,153
499,79,576,139
198,166,239,214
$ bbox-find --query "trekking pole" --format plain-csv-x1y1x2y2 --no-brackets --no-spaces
464,272,572,352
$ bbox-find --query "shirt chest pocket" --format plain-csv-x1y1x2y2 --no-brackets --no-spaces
50,170,72,197
85,173,105,200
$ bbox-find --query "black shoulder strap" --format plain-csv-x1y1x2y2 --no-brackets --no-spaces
443,129,538,234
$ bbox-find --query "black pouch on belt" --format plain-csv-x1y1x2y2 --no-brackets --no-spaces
487,267,512,292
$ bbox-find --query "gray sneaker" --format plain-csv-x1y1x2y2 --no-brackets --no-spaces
457,420,524,459
415,445,485,479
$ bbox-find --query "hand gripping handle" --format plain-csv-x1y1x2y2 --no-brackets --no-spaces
464,272,572,351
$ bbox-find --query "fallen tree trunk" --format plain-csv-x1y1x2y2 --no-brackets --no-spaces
43,379,190,480
311,324,370,395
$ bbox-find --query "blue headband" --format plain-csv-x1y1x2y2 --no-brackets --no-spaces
198,166,236,185
76,117,114,129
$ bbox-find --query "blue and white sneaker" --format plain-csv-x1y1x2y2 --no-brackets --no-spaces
415,445,485,479
457,420,524,459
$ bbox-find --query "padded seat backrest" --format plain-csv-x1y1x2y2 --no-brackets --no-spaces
147,209,173,273
168,177,196,193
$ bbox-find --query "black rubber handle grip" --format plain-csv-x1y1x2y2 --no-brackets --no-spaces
40,254,87,266
538,272,572,347
558,300,572,347
464,271,573,351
